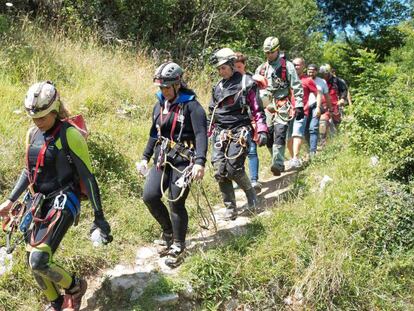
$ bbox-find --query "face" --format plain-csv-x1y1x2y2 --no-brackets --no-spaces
217,64,233,80
265,49,278,62
160,83,180,101
234,61,246,75
293,59,304,76
307,67,317,78
32,112,57,132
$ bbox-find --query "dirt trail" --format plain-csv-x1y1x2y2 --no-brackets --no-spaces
81,169,298,310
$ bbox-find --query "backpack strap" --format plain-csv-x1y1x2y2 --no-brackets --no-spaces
280,53,287,81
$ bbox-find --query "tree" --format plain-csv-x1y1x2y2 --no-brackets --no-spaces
317,0,412,40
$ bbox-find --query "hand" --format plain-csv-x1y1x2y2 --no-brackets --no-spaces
0,200,13,218
91,212,113,244
316,107,321,117
338,98,345,106
135,159,148,176
295,107,304,120
257,132,268,147
191,164,205,181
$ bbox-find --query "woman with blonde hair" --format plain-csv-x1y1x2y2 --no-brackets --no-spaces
0,81,112,311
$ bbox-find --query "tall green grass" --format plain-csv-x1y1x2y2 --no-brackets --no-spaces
180,136,414,310
0,19,219,310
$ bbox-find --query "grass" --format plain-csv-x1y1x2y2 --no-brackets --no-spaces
0,19,218,310
177,136,414,310
1,18,413,311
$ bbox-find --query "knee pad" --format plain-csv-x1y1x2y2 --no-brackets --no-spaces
29,251,50,273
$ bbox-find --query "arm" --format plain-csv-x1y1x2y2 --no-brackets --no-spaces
189,101,208,166
65,127,103,214
142,104,159,161
8,127,35,202
287,62,304,108
247,88,268,133
8,169,30,202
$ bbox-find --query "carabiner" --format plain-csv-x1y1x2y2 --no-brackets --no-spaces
53,193,67,210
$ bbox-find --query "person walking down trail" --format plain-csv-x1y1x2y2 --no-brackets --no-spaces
256,37,304,176
287,58,321,167
0,81,112,311
319,64,347,143
137,62,208,268
331,67,351,118
209,48,268,221
234,52,262,193
305,64,330,158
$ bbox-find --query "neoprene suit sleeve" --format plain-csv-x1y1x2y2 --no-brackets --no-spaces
142,104,158,161
65,127,103,213
189,101,208,166
8,169,30,202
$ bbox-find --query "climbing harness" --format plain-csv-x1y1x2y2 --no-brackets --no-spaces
155,117,196,202
29,189,80,247
1,192,32,254
214,126,250,160
270,98,294,123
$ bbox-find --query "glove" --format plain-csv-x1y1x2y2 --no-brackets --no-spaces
295,107,304,120
257,132,268,147
91,211,113,244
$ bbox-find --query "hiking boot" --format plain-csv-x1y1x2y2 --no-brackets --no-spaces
44,296,63,311
289,158,302,170
251,181,262,193
224,207,237,220
62,277,87,311
271,165,283,176
164,243,186,268
157,232,173,257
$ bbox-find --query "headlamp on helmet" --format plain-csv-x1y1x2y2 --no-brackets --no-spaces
263,36,280,53
210,48,237,68
319,64,332,74
24,81,60,118
153,62,183,87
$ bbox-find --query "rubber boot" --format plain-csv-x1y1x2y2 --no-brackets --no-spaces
219,179,237,220
245,187,258,210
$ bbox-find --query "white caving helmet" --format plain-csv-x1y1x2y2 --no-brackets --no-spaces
24,81,60,118
210,48,237,67
263,36,280,53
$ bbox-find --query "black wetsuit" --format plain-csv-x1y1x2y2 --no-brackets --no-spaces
8,119,104,302
142,89,207,244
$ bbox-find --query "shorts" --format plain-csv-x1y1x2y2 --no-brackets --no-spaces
287,115,307,139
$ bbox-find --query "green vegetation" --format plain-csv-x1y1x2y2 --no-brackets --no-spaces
0,20,219,310
0,5,413,311
180,137,414,310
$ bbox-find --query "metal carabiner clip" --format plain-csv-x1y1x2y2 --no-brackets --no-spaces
53,193,67,210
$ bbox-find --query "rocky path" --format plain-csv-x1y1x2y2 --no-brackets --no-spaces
80,169,298,311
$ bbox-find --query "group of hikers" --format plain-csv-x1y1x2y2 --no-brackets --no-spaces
0,36,349,311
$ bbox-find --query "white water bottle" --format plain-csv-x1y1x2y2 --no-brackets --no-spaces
91,228,103,247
